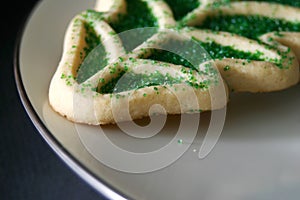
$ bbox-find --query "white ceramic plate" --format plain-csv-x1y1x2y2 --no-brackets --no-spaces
15,0,300,199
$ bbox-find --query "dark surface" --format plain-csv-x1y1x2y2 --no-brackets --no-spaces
0,1,107,199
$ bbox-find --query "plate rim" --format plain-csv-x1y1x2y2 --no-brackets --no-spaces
13,1,129,199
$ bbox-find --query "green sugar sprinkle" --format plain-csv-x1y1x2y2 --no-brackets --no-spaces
61,73,75,86
118,28,158,52
82,22,101,56
246,0,300,8
99,71,182,94
164,0,200,20
142,38,220,88
81,9,105,21
191,37,292,69
108,0,159,51
211,0,231,8
223,65,230,71
145,38,212,72
198,15,300,40
76,22,107,83
191,37,265,61
148,49,196,70
202,40,294,69
109,0,158,33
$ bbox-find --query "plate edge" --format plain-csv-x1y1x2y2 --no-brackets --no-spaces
13,1,130,200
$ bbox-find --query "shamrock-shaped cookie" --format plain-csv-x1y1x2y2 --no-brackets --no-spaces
49,0,300,125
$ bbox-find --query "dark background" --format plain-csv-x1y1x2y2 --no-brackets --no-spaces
0,1,107,199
